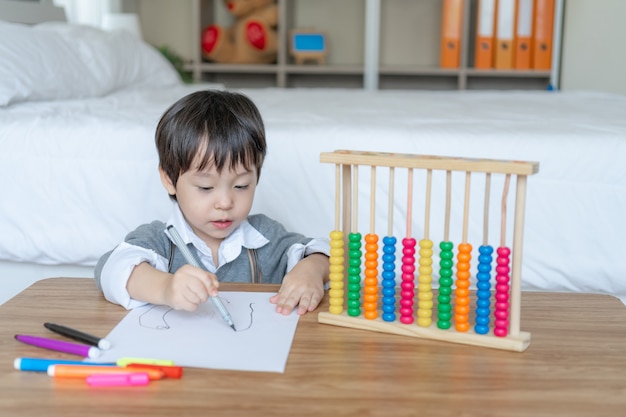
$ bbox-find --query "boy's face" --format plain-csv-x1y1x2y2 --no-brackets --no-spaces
160,160,257,251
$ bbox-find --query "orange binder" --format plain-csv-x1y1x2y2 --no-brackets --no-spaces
532,0,555,70
474,0,496,69
440,0,464,68
494,0,515,69
514,0,534,69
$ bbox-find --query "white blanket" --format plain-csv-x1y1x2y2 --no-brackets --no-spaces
1,86,626,304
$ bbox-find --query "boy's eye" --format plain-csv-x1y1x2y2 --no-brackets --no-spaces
235,185,250,190
198,186,213,191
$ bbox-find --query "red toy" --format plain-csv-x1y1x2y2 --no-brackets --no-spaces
201,0,278,64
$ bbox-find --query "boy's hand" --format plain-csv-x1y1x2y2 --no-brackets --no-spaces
127,262,219,312
164,264,220,311
269,253,329,316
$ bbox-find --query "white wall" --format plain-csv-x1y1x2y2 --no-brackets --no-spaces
560,0,626,95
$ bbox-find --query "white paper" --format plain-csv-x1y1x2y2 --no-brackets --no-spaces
91,292,299,373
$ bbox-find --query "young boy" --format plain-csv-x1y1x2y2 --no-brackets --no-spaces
95,90,329,316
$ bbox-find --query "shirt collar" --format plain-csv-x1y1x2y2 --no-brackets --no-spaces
165,202,269,267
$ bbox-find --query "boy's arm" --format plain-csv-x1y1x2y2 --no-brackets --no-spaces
127,262,220,312
270,252,329,315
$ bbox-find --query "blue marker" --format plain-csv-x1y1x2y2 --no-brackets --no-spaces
14,357,115,372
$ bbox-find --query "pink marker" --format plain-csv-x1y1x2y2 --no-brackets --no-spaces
86,373,150,387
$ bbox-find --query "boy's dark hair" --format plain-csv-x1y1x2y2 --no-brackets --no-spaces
156,90,267,197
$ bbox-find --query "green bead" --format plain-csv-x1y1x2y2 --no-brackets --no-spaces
348,308,361,317
440,241,454,251
437,320,451,330
349,233,362,241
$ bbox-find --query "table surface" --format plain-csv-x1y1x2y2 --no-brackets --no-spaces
1,278,625,417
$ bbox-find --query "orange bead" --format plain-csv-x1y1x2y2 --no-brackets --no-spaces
365,244,378,253
364,260,378,269
363,302,378,311
455,288,470,297
454,313,468,324
455,305,470,315
364,285,378,294
363,294,378,303
456,296,470,306
364,270,377,279
364,311,378,320
458,242,472,252
457,252,472,262
365,234,379,243
455,322,470,332
364,251,378,261
456,278,471,288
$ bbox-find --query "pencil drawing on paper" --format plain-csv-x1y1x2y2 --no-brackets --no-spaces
137,297,255,332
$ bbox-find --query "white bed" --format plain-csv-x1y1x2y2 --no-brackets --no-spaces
1,14,626,306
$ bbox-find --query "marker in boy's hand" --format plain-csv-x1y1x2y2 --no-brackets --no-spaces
94,90,330,316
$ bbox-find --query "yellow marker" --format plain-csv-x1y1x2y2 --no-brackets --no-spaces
116,357,175,367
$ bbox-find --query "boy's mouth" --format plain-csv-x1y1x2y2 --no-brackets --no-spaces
212,220,233,229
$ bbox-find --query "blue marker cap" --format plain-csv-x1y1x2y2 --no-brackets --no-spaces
14,357,115,372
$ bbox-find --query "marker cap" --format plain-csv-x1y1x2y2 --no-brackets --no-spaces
97,339,112,350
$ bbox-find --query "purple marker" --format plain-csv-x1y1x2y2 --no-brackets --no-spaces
15,335,101,358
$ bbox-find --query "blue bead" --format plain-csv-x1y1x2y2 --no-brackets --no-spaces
476,272,490,281
474,325,489,335
476,290,491,300
382,313,396,322
383,246,396,255
477,281,491,290
383,236,397,245
477,262,492,272
382,303,396,313
476,297,491,307
479,245,494,255
382,288,395,297
476,308,491,318
382,263,395,272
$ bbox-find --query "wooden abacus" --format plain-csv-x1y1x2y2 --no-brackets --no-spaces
318,150,539,352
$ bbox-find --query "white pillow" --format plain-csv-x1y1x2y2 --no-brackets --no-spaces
0,21,181,106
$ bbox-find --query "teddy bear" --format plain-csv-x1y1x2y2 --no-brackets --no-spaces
201,0,278,65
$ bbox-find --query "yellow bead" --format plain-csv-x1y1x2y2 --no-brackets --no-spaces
329,298,343,306
329,264,343,273
419,257,432,266
329,272,343,281
329,289,344,298
330,231,344,240
418,266,432,275
417,318,432,327
329,280,344,289
419,302,433,311
419,239,433,248
329,305,343,315
330,239,344,248
329,257,344,265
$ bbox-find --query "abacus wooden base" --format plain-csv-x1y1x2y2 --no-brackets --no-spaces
318,311,531,352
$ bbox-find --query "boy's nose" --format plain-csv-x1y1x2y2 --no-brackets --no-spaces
214,190,234,210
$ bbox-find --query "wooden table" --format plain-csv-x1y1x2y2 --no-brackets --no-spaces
1,278,625,417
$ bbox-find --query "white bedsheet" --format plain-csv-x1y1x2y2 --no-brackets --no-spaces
1,87,625,303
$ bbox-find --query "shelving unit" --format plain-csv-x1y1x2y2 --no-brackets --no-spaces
186,0,560,90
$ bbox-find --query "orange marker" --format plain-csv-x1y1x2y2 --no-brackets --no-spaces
47,364,165,380
125,363,183,379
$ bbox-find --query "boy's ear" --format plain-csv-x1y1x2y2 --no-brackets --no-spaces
159,167,177,196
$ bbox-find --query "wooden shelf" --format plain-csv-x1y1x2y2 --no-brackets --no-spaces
188,0,559,90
